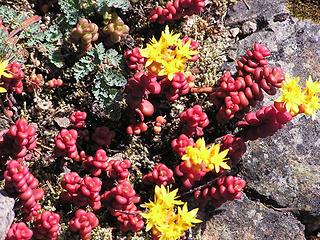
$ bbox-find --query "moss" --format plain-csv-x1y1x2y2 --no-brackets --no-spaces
181,16,232,88
90,226,113,240
286,0,320,23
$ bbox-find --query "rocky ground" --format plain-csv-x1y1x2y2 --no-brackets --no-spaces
202,0,320,239
0,0,319,239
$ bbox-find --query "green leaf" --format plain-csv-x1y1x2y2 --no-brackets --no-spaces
48,48,64,68
104,49,122,68
58,0,84,27
96,0,132,13
0,5,26,29
96,69,127,87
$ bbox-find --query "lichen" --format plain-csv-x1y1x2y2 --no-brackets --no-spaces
286,0,320,23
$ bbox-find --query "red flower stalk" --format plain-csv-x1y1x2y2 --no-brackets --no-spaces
236,43,270,76
54,129,79,160
149,0,205,24
171,134,195,156
125,71,162,134
113,204,144,232
108,159,131,181
70,111,87,129
161,72,190,101
4,160,44,219
1,61,24,94
83,149,109,176
142,163,174,186
175,160,207,189
61,172,81,195
180,104,209,136
61,173,102,210
79,176,102,210
237,104,292,141
33,211,60,240
0,118,37,159
48,78,63,88
101,180,140,210
91,126,115,148
220,134,246,165
101,180,143,232
194,175,246,208
6,222,33,240
124,47,145,71
69,209,99,240
211,43,285,122
125,72,161,110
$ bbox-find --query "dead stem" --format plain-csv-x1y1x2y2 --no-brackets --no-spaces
45,180,56,194
36,140,54,151
180,170,230,197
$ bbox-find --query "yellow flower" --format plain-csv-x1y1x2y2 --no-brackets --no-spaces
160,25,181,46
303,95,320,119
205,144,230,173
141,186,202,240
182,138,209,167
158,58,186,80
302,75,320,119
177,203,202,228
175,39,197,60
0,86,6,93
154,185,183,208
276,74,306,115
140,26,196,79
156,219,185,240
0,60,12,79
140,201,167,231
305,75,320,96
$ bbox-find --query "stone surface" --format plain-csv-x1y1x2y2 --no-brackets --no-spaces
202,196,306,240
240,117,320,232
223,0,320,235
0,191,15,240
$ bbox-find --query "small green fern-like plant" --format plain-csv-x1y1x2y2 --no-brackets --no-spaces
0,5,64,67
72,43,127,120
58,0,132,28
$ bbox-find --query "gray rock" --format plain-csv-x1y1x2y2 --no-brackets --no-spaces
224,0,320,234
225,0,287,26
0,191,15,240
241,20,258,36
201,196,306,240
240,117,320,232
229,27,240,38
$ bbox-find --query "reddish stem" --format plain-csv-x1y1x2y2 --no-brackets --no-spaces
9,15,41,38
190,87,214,93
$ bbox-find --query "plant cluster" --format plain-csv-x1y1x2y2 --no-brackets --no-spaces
0,119,37,159
125,26,199,134
69,209,99,240
6,222,33,240
149,0,206,23
4,160,44,220
1,1,320,240
210,43,285,122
